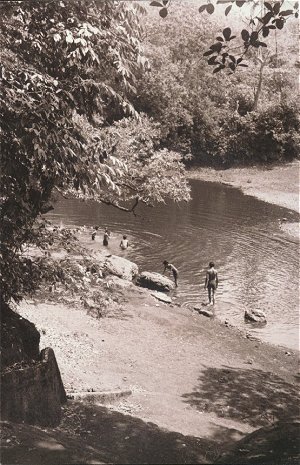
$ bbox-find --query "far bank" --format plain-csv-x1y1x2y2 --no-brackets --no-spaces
187,162,299,238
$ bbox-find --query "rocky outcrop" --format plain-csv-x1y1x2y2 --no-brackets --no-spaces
136,272,175,292
1,302,40,368
104,255,138,281
151,291,172,304
1,348,66,426
216,421,300,464
1,303,66,426
194,306,214,318
245,309,267,323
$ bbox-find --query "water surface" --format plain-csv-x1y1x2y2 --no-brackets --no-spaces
48,180,299,350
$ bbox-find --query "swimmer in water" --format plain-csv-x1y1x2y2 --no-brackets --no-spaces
163,260,178,287
120,235,129,250
204,261,218,305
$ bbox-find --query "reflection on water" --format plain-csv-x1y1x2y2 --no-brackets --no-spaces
47,180,299,350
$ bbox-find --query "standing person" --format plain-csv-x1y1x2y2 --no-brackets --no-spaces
120,235,129,250
103,227,110,246
204,262,218,305
91,226,98,241
163,260,178,287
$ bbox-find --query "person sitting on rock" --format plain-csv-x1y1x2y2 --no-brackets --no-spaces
163,260,178,287
204,261,218,305
120,235,129,250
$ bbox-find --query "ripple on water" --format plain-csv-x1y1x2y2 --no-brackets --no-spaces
47,180,299,350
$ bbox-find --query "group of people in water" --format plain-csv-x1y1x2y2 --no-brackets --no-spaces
91,226,129,250
91,227,218,305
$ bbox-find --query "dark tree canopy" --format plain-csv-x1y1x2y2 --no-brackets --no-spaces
0,0,190,303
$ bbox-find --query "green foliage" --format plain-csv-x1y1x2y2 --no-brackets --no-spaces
149,0,299,73
136,2,299,166
0,0,190,304
216,103,300,165
102,115,191,205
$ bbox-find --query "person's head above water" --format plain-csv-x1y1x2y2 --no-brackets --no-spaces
123,235,127,240
209,261,215,268
163,260,169,266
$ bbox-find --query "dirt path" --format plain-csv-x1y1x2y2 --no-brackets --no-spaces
18,285,299,445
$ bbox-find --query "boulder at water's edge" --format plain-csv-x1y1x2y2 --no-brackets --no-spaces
104,255,138,281
245,309,267,323
136,272,175,292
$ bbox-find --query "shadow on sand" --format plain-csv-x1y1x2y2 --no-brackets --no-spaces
182,365,300,428
1,401,241,465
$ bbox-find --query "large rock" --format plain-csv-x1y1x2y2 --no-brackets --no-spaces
136,272,175,292
216,421,300,465
1,348,66,426
104,255,138,281
151,291,172,304
194,306,214,318
1,302,40,368
245,309,267,323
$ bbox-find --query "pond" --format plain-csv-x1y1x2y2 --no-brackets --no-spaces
47,180,299,350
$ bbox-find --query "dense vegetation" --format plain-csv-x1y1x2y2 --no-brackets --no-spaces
0,0,299,305
136,1,299,166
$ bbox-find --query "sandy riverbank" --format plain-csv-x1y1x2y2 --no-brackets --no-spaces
188,162,299,239
6,275,298,464
2,161,299,464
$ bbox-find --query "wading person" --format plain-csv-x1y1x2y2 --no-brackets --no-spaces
103,227,110,246
163,260,178,287
91,225,98,241
120,235,129,250
204,261,218,305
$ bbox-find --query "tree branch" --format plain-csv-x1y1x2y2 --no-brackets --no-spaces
99,196,139,216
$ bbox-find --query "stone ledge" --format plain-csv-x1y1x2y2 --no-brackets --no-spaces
67,389,132,404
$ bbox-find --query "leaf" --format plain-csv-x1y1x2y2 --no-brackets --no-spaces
199,4,207,13
150,1,163,6
257,41,267,47
273,2,281,15
229,62,236,71
262,11,273,24
280,10,293,16
162,0,169,4
210,42,222,53
53,33,61,42
250,31,259,41
203,50,214,56
241,29,249,41
216,36,224,41
223,27,231,41
159,7,168,18
262,26,269,37
213,65,225,73
264,2,273,11
206,4,215,14
229,55,236,63
236,57,243,64
225,5,232,16
236,0,246,7
276,18,284,29
238,63,248,67
229,35,236,41
207,56,218,64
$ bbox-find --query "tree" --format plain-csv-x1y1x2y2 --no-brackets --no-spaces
150,0,299,73
0,0,190,304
